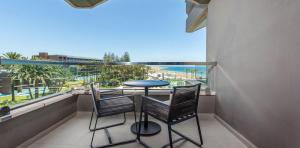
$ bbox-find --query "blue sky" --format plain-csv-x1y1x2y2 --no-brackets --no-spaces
0,0,206,62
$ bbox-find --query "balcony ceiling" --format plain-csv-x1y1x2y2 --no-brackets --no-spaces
65,0,108,8
186,0,209,32
64,0,209,33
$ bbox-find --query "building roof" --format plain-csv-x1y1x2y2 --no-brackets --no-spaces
50,54,102,61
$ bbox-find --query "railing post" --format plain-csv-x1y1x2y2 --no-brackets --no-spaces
175,72,176,79
11,81,15,102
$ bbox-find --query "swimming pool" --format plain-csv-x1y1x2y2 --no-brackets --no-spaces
0,93,8,97
0,87,51,99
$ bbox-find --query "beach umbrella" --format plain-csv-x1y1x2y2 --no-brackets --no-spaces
65,0,109,8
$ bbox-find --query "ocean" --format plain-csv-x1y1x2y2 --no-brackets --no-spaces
160,66,207,77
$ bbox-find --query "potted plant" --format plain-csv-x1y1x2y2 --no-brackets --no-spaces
0,100,11,117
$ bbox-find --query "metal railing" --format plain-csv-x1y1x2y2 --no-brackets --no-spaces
0,58,217,109
0,58,217,66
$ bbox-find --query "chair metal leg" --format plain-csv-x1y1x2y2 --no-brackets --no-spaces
171,129,202,147
161,137,185,148
167,124,173,148
123,113,127,123
132,95,138,138
137,109,143,140
133,107,138,132
91,117,98,147
163,116,203,148
90,113,142,148
104,128,113,144
195,115,203,145
89,108,95,131
92,139,137,148
136,109,151,148
89,113,126,132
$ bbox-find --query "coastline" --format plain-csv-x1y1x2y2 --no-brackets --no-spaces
148,66,205,80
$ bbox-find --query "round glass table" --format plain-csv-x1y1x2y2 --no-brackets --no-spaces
123,80,170,136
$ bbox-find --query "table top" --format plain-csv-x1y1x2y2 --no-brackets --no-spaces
123,80,170,88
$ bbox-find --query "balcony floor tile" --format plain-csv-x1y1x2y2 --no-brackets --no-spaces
26,112,247,148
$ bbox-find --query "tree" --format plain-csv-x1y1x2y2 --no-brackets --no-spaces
121,52,130,62
103,53,107,61
115,55,120,62
103,53,109,63
7,56,67,99
103,52,114,63
2,52,25,101
2,52,23,59
103,51,130,63
191,69,198,79
110,53,115,62
96,64,148,87
10,64,52,99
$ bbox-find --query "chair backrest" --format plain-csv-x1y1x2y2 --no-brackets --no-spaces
168,83,201,122
90,83,100,116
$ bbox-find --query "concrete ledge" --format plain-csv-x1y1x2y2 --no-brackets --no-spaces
0,94,77,148
9,93,74,119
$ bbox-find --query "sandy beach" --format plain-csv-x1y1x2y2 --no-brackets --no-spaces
148,66,203,80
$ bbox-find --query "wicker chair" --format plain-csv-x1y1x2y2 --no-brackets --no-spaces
138,83,203,148
89,83,138,148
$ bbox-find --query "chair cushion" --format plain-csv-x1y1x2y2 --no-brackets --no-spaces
98,96,134,116
163,92,173,105
90,87,101,100
95,88,101,100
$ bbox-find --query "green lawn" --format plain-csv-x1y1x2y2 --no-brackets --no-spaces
0,95,29,108
0,80,82,108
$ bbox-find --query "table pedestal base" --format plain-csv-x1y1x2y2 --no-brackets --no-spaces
131,121,161,136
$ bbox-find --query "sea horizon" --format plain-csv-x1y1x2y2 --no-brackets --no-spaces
159,65,207,77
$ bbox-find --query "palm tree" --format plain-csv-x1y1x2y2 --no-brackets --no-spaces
191,69,198,79
10,64,56,99
2,52,23,59
9,56,64,99
185,69,188,79
2,52,25,101
2,52,24,70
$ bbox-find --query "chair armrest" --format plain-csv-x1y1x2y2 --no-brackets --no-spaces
141,96,169,108
100,95,135,101
142,96,170,121
100,89,124,95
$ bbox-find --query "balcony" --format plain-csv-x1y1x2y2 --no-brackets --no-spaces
0,59,247,148
1,0,299,147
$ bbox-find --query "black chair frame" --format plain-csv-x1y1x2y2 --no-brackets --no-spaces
89,88,126,132
138,84,203,148
89,84,149,148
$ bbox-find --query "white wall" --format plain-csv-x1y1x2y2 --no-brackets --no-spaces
207,0,300,147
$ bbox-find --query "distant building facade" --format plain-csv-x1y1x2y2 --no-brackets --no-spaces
35,52,102,63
